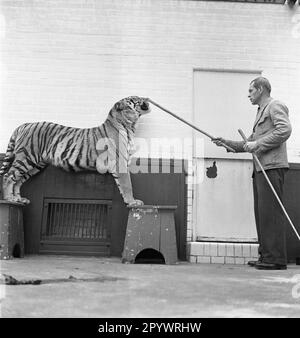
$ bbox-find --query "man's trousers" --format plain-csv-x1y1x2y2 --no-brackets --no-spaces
252,168,287,265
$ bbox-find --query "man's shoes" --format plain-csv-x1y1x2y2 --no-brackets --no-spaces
255,262,287,270
248,256,263,267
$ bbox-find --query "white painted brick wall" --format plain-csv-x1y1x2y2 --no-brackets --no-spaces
226,244,235,257
209,243,218,257
188,242,259,265
0,0,299,155
197,256,211,264
234,257,246,265
217,243,226,257
211,256,225,264
234,244,243,258
225,257,235,264
242,243,251,257
250,243,259,258
203,242,210,256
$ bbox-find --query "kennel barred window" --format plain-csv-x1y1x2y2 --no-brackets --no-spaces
40,198,112,255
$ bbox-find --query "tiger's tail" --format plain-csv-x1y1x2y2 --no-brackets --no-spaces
0,129,17,176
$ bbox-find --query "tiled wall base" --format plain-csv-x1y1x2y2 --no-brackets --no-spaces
188,242,259,265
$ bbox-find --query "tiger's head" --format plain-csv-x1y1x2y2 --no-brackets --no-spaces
110,96,150,130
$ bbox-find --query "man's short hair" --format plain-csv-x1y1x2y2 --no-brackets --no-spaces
250,77,271,94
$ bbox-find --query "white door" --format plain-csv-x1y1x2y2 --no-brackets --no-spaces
192,69,261,241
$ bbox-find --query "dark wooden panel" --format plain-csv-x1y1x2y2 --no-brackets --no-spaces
18,159,187,260
21,166,118,255
39,240,111,256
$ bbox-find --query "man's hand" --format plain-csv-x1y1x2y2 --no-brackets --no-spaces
212,137,226,147
212,137,235,153
243,141,259,153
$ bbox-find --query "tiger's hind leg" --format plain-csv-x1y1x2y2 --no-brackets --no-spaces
13,164,47,204
2,159,46,204
2,174,15,202
12,176,31,204
2,172,22,203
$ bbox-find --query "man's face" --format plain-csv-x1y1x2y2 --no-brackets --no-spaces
248,83,262,105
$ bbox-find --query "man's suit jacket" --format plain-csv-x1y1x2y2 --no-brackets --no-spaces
226,98,292,172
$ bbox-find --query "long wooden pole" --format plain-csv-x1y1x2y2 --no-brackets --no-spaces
147,98,236,153
238,128,300,242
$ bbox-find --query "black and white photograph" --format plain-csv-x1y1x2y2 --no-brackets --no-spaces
0,0,300,328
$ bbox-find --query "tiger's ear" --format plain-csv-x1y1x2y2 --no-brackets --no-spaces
115,101,127,111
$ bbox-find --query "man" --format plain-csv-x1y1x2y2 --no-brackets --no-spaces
213,77,292,270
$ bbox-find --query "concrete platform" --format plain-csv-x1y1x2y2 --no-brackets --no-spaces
1,255,300,318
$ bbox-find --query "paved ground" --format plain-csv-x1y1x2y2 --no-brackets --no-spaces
1,255,300,318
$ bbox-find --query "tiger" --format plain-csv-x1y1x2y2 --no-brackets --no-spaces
0,96,150,206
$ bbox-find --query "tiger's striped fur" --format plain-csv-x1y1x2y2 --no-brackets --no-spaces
0,96,150,205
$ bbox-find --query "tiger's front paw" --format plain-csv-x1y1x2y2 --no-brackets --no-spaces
127,199,144,208
19,197,30,205
4,196,30,205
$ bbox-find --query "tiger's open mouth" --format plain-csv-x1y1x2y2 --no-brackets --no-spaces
141,101,149,111
139,100,150,116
